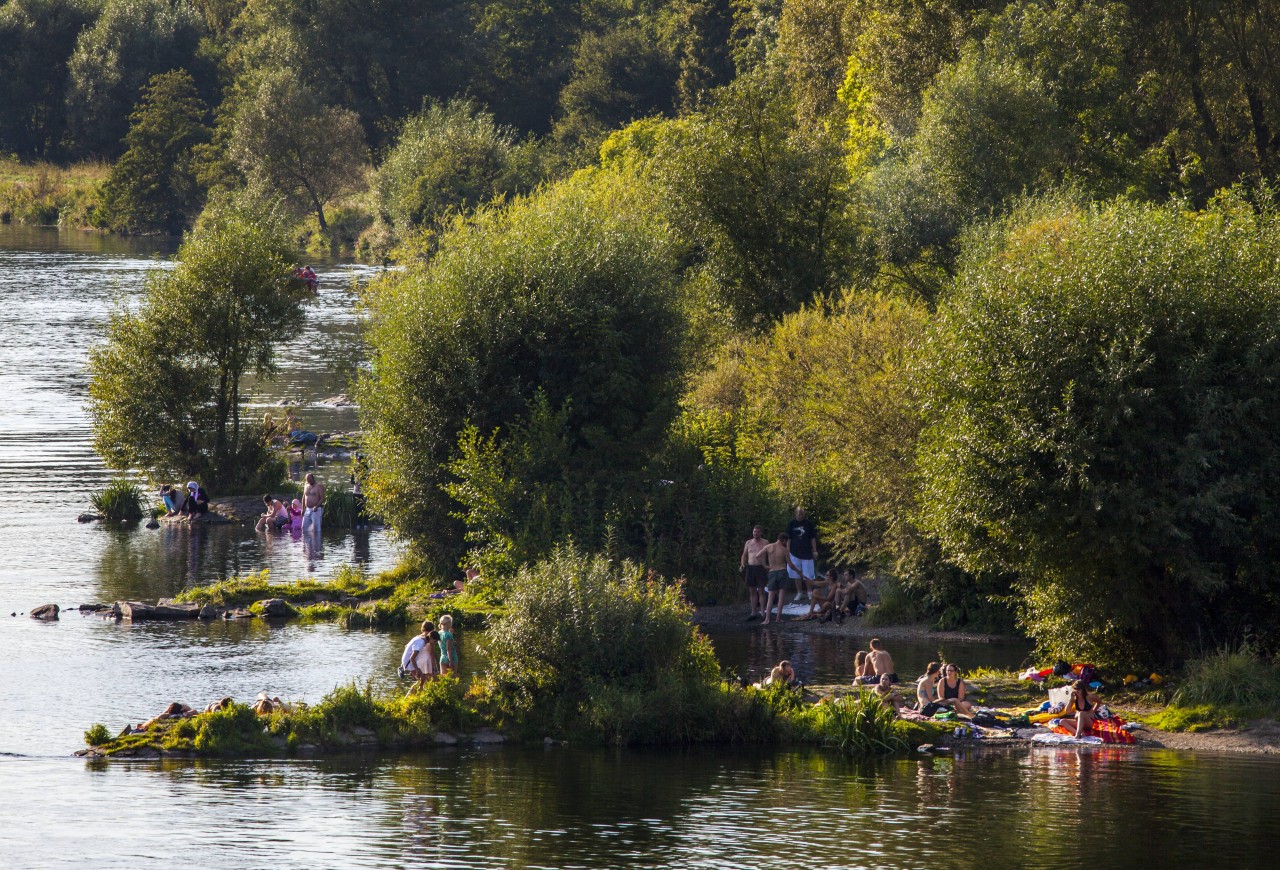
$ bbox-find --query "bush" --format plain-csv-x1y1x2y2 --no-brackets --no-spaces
477,547,721,741
359,167,686,572
1171,648,1280,710
916,192,1280,666
84,723,111,746
91,478,144,521
376,99,528,237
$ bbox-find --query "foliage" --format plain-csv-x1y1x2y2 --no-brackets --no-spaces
229,66,368,232
916,193,1280,666
0,157,106,226
90,477,144,521
553,19,680,158
96,69,211,233
790,692,909,755
863,42,1066,274
87,202,304,488
1171,647,1280,710
0,0,97,158
656,69,867,326
359,167,686,572
475,547,720,740
375,99,528,237
84,722,111,746
63,0,208,157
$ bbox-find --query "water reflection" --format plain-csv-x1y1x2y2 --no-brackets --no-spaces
10,747,1278,867
91,521,395,601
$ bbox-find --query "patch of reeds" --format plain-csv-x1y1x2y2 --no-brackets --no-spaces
1171,646,1280,709
799,692,909,755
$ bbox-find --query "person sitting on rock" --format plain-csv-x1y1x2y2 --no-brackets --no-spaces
178,481,209,521
766,660,801,688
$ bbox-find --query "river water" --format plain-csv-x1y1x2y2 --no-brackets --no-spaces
1,226,1277,866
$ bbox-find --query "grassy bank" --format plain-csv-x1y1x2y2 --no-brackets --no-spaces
172,565,503,630
83,678,950,759
0,158,105,227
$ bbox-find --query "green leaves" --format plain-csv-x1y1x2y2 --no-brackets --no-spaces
87,202,302,488
916,193,1280,665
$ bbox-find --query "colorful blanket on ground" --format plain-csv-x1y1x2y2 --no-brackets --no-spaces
1048,715,1136,744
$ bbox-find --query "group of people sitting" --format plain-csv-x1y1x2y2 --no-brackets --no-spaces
257,494,304,531
159,481,210,520
292,265,319,293
797,568,868,623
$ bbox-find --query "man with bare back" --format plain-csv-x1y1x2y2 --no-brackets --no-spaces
740,525,770,621
761,532,798,625
866,638,898,683
302,472,325,536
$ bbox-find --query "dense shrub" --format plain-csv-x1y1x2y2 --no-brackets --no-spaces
359,168,686,572
476,547,724,741
376,99,534,237
917,193,1280,666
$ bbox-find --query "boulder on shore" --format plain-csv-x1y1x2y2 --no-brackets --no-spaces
256,598,289,618
30,603,59,620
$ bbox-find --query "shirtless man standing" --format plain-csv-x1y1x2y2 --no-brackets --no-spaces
302,472,325,536
761,533,798,625
739,525,770,621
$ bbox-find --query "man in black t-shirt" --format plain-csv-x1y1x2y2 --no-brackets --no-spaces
786,507,818,602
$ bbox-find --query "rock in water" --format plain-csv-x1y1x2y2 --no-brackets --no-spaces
145,519,159,529
256,598,289,618
198,604,221,620
30,603,59,620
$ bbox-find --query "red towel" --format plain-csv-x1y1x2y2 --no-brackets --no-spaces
1050,714,1136,744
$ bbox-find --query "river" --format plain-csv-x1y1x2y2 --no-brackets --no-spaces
1,225,1277,866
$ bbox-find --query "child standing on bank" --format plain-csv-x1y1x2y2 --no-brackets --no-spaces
438,614,458,675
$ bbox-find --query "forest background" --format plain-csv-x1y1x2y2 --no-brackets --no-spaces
9,0,1280,669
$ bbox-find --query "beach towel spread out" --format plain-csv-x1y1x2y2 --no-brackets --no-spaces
1031,732,1105,745
1048,716,1136,744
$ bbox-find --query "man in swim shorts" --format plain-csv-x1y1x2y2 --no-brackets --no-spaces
740,525,770,621
762,533,795,625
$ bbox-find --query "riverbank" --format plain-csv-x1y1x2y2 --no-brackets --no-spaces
694,603,1015,644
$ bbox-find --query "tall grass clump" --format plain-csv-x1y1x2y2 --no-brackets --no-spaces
792,692,908,755
90,478,144,520
1171,647,1280,710
475,546,725,743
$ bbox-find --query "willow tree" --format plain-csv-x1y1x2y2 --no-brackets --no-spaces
88,205,305,488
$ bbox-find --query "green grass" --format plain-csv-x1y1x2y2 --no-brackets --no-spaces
0,157,106,227
90,478,144,521
86,678,476,757
1171,647,1280,709
173,565,504,630
1141,705,1251,733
